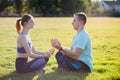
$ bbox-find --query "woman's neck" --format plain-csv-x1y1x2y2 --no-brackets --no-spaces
21,28,29,35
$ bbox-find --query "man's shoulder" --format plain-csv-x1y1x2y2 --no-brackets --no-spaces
78,30,89,38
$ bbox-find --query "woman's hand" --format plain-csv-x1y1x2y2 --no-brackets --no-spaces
44,49,55,58
48,49,55,55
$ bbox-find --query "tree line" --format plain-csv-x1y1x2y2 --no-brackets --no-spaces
0,0,91,16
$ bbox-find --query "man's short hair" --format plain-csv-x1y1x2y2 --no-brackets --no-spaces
74,12,87,25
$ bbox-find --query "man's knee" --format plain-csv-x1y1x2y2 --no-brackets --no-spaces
55,51,63,59
60,55,70,60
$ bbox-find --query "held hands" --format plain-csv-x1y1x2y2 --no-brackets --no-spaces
51,39,62,50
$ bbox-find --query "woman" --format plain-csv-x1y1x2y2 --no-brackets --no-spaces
15,14,54,74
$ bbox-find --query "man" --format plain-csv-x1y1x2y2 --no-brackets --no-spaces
51,12,93,72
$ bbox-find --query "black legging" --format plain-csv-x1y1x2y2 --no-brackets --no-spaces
15,57,49,73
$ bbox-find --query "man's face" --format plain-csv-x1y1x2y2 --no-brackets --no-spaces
72,15,81,30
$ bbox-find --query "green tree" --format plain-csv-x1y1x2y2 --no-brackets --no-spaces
0,0,13,16
27,0,57,16
59,0,90,16
83,0,91,13
19,0,90,16
14,0,23,14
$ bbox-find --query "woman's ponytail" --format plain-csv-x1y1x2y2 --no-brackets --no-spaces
16,19,23,34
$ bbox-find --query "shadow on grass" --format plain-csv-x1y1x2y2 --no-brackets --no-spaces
0,71,36,80
37,70,90,80
0,70,90,80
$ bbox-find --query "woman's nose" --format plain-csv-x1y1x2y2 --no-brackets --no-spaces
72,22,74,25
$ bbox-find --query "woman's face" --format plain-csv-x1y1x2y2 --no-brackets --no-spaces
26,18,35,29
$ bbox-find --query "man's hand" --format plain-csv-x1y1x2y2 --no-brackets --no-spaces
51,39,61,50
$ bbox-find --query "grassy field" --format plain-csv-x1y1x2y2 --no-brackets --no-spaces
0,17,120,80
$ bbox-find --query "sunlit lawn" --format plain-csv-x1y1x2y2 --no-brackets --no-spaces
0,17,120,80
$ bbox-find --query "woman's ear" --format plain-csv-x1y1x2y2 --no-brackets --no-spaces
24,22,27,26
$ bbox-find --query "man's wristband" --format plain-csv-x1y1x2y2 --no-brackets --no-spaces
59,47,63,51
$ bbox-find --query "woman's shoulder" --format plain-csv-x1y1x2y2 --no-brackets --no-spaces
18,34,31,42
18,34,25,38
18,34,28,40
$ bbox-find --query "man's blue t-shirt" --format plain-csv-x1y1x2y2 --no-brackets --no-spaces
72,29,93,71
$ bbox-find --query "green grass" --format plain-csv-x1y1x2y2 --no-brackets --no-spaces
0,17,120,80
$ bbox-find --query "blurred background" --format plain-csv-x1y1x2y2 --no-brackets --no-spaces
0,0,120,17
0,0,120,80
